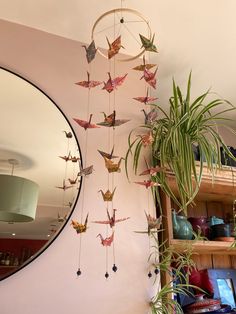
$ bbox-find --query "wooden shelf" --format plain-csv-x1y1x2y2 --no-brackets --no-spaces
170,239,236,255
166,164,236,203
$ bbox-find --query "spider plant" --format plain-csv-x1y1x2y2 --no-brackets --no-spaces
126,72,236,215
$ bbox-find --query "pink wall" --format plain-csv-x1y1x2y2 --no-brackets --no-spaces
0,19,157,314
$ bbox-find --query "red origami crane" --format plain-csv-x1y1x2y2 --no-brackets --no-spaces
97,231,114,246
133,89,158,104
141,68,158,89
102,72,127,93
75,72,102,89
134,180,159,189
93,208,130,228
73,114,100,130
106,35,124,59
139,165,166,176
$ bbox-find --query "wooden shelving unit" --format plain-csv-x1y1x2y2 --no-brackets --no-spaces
160,164,236,283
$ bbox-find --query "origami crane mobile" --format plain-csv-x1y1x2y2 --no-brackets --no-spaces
71,214,89,234
97,147,118,160
93,208,130,228
56,179,73,191
134,180,159,189
138,131,154,147
141,68,157,89
132,56,156,71
98,188,116,202
82,40,97,63
78,163,94,177
142,108,158,125
73,114,100,130
102,72,127,93
107,35,124,59
63,131,73,138
104,157,123,173
139,34,158,53
97,231,114,246
75,72,102,89
97,110,130,128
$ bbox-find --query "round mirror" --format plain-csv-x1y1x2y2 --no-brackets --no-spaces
0,67,81,280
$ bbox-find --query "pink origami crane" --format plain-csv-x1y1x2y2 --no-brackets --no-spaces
107,35,124,59
134,180,159,189
141,68,157,89
75,72,102,89
133,89,158,105
102,72,127,93
138,132,154,147
93,208,130,228
73,114,100,130
97,231,114,246
139,166,166,176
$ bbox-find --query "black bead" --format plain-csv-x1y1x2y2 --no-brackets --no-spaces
112,264,118,272
154,268,159,275
120,18,124,24
77,268,82,276
148,271,152,278
105,272,109,279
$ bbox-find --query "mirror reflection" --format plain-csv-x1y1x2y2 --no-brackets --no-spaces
0,67,81,280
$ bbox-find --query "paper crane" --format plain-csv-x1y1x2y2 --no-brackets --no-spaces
97,147,118,160
139,33,158,53
70,155,80,163
71,214,89,234
141,68,157,89
104,157,123,173
63,131,73,138
145,212,162,234
142,108,158,125
97,231,114,246
75,72,102,89
59,152,71,162
102,72,127,93
73,114,100,130
139,165,166,176
132,56,156,71
134,180,159,189
133,89,158,105
93,208,130,228
98,188,116,202
56,179,73,191
138,132,154,147
68,177,78,185
78,163,93,177
82,40,97,63
57,213,67,223
107,35,124,59
97,110,130,128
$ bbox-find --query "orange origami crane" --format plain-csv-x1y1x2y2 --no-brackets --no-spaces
71,214,89,234
106,35,124,59
98,188,116,202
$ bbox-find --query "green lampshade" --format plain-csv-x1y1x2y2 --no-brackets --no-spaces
0,174,39,222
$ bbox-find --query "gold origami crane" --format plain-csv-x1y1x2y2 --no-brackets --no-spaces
71,214,89,234
104,157,123,173
98,188,116,202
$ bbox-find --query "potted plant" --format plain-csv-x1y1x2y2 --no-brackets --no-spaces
126,72,236,215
